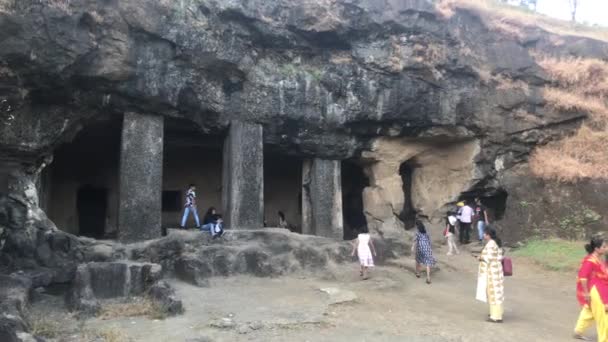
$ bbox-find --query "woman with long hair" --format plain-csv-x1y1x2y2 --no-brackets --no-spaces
573,235,608,341
203,207,216,225
476,226,505,323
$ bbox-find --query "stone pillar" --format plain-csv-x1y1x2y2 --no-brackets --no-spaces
301,159,343,239
118,112,164,242
222,121,264,229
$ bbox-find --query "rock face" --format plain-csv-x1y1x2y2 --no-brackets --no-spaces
0,274,38,342
1,1,607,247
57,260,185,318
498,164,607,244
136,229,367,286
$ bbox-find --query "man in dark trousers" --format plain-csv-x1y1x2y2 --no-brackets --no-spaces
457,200,474,244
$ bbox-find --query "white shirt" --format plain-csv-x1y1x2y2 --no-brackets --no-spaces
458,205,474,223
448,215,458,226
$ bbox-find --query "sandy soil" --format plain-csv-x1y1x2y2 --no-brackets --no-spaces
32,243,592,342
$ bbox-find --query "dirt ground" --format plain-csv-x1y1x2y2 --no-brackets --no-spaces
32,243,592,342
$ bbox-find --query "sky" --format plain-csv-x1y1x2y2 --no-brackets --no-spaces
535,0,608,26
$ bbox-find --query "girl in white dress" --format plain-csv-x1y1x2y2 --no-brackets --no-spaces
351,227,377,280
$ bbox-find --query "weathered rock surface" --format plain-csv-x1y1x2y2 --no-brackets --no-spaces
66,261,163,315
0,274,35,342
498,164,608,244
139,229,397,286
0,0,607,243
0,0,599,165
0,0,607,276
148,280,184,316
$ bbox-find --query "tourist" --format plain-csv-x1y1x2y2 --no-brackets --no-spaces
573,235,608,341
476,227,505,323
351,226,376,280
203,207,216,226
458,200,474,244
180,184,200,229
474,197,490,244
210,214,225,239
278,211,288,228
413,220,435,284
445,211,460,256
200,207,216,234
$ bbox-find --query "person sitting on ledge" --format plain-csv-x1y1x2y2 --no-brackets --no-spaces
202,207,216,227
278,211,288,229
200,208,224,238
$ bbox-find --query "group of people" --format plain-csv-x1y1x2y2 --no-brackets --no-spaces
351,197,506,324
182,185,607,338
180,184,291,237
453,198,490,245
444,198,490,255
180,184,224,238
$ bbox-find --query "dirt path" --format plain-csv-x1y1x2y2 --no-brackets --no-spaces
71,242,588,342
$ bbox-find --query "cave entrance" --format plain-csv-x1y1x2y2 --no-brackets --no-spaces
483,190,509,221
264,152,303,232
77,185,108,238
163,118,225,230
47,117,121,237
399,159,418,229
342,160,369,240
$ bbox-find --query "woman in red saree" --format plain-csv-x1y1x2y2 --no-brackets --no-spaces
574,236,608,341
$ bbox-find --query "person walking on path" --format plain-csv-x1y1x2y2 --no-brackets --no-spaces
474,197,490,244
445,211,460,256
573,235,608,341
413,220,436,284
458,200,474,244
476,227,505,323
351,227,376,280
180,184,200,229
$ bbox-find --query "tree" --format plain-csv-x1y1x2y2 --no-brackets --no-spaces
569,0,579,22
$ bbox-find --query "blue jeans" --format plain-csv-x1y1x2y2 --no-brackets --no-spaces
181,206,200,228
477,221,486,241
200,223,214,234
200,222,223,236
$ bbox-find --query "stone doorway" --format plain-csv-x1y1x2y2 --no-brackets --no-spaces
162,118,225,229
342,160,369,240
399,159,418,229
76,185,108,238
46,118,121,237
482,190,509,221
264,153,302,232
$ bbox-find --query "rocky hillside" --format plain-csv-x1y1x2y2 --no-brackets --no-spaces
0,0,607,242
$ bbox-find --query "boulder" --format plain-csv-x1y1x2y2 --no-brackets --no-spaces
66,261,162,315
0,274,33,341
148,281,184,316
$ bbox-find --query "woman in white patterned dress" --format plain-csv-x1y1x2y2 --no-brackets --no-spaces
351,227,377,280
476,226,505,323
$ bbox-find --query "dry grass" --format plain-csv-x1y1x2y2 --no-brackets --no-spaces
543,88,607,119
531,54,608,181
538,56,608,98
30,316,62,339
98,298,166,320
81,327,132,342
436,0,608,42
530,125,608,181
